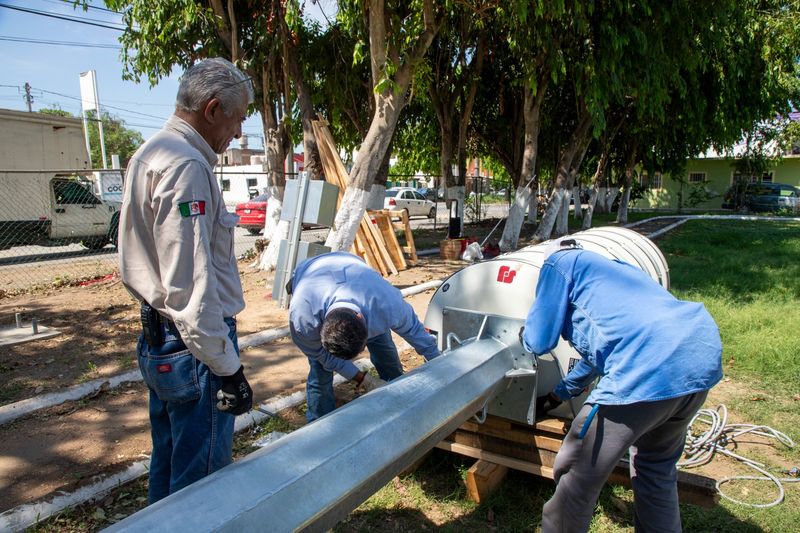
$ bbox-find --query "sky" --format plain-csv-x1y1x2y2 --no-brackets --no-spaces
0,0,338,151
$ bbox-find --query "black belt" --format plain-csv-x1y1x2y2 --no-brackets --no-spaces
140,302,175,347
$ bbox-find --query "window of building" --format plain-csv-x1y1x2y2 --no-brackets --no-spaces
639,171,663,190
688,172,706,183
246,178,258,189
221,179,230,192
651,172,662,189
732,171,774,184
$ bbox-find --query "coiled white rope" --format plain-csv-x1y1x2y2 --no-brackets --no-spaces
678,404,799,508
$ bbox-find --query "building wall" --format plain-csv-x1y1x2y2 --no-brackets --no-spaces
216,164,270,206
0,108,90,170
638,155,800,210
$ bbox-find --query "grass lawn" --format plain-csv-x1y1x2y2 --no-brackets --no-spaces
337,217,800,532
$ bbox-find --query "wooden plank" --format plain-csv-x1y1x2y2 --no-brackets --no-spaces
364,213,398,275
396,209,417,263
379,209,417,264
465,460,508,503
359,217,389,276
354,232,381,274
436,441,555,479
447,431,559,468
460,420,563,452
533,417,570,436
371,211,407,271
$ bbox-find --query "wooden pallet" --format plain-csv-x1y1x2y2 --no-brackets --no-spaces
436,414,718,507
311,118,414,276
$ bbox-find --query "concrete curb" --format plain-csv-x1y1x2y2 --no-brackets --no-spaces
0,361,375,532
0,281,442,427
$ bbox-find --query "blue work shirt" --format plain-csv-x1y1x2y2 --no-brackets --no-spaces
522,249,722,405
289,252,440,380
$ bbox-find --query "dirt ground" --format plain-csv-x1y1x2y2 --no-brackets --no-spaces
2,217,794,519
0,250,465,512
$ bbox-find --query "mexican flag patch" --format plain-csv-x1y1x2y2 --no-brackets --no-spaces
178,200,206,217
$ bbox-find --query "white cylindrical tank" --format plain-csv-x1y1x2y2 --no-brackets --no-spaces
424,226,668,334
423,227,670,409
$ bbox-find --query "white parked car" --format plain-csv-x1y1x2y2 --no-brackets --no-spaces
384,187,436,218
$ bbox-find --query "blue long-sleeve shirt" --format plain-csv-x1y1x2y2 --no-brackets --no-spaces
522,249,722,405
288,252,440,380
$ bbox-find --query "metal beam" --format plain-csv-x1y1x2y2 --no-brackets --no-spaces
105,334,519,533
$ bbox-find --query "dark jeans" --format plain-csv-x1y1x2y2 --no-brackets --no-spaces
137,317,239,504
305,330,404,422
542,391,708,533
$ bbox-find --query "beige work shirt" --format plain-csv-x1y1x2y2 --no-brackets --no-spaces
119,115,245,376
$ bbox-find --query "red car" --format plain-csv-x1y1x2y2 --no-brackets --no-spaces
235,193,269,235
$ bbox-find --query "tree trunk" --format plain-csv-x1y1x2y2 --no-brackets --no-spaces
325,89,407,251
368,137,394,209
498,79,547,251
582,150,609,229
615,146,638,225
555,183,572,237
283,28,322,182
256,64,290,271
532,106,592,242
325,0,437,251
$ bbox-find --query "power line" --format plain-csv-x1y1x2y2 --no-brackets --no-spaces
0,35,121,49
10,1,127,26
0,3,126,31
6,83,169,124
38,0,123,16
35,86,168,121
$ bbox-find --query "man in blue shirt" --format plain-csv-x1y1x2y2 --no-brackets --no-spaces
289,252,440,421
521,237,722,533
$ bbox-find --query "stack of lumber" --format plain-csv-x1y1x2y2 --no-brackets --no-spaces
436,414,719,507
312,119,417,276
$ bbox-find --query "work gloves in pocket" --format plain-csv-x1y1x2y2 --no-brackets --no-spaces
216,365,253,415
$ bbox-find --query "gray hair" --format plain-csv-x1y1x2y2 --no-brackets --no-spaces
175,58,254,116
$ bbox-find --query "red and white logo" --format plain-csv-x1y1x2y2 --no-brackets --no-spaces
496,265,517,283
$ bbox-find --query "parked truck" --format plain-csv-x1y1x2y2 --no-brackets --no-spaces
0,108,120,250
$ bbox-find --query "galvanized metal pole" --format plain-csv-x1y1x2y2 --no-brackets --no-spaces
104,333,521,533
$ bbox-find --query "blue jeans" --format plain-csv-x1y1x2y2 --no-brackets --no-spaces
305,330,404,422
137,317,239,504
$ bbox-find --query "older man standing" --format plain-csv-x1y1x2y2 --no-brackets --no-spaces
119,58,254,503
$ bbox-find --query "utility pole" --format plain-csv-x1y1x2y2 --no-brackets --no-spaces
23,82,33,112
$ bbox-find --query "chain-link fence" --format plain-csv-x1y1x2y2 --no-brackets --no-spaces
0,170,121,295
1,170,521,295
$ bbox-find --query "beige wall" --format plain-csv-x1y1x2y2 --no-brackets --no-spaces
0,108,90,170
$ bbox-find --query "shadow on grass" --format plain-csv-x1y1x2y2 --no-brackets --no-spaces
337,448,768,533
